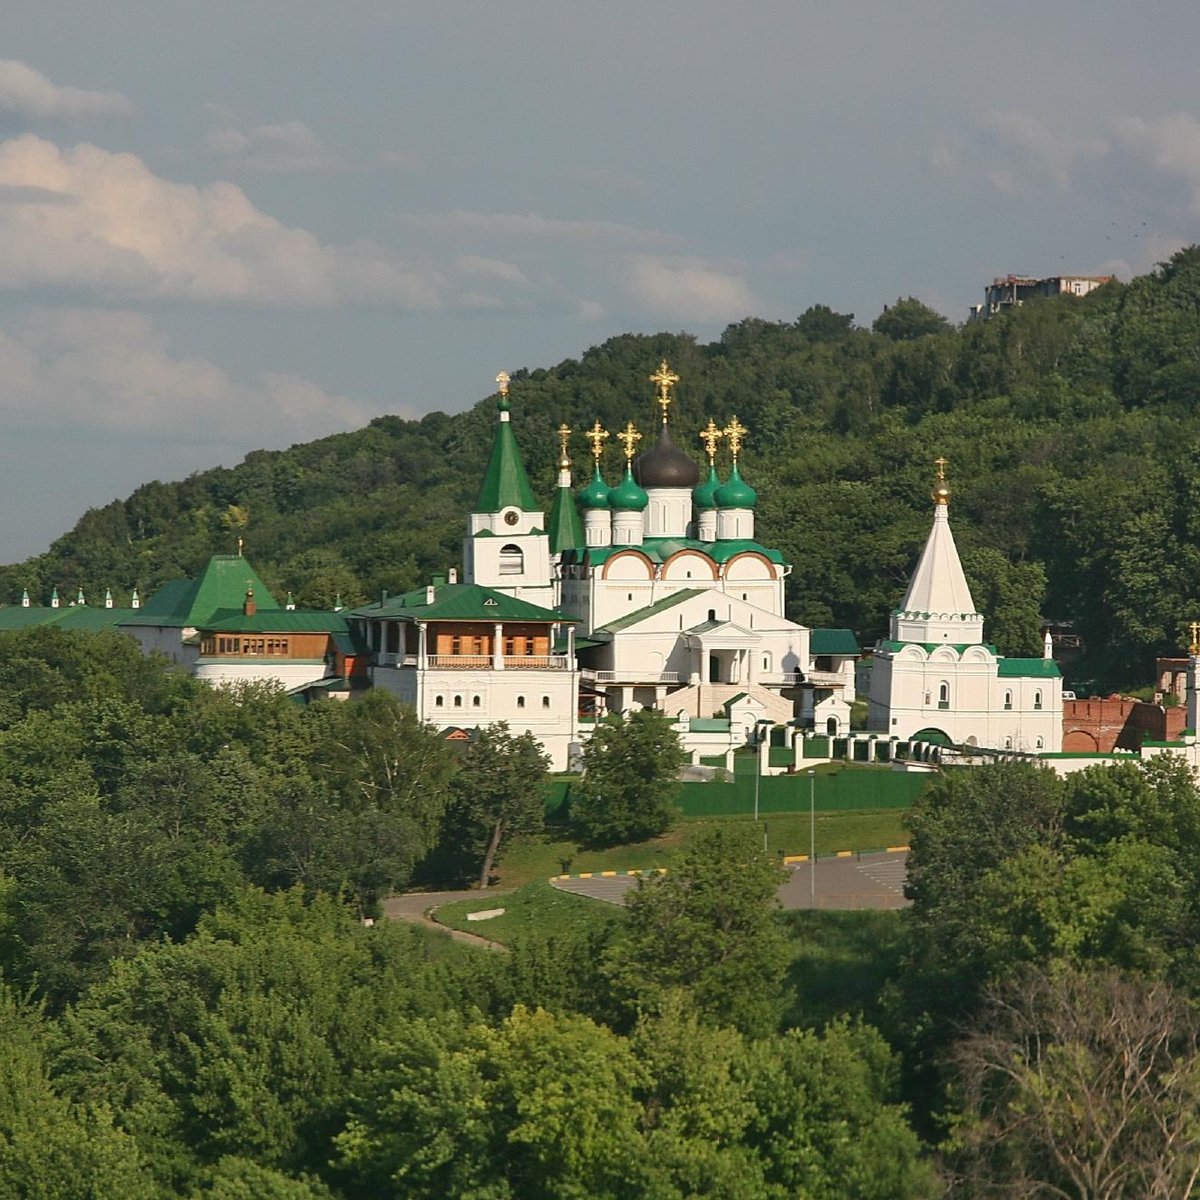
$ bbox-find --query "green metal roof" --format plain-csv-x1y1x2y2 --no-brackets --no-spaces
880,639,999,654
810,628,859,656
689,718,731,732
351,582,569,624
0,606,138,632
122,556,280,627
196,609,353,634
596,588,706,635
474,412,538,513
997,658,1061,678
547,486,585,555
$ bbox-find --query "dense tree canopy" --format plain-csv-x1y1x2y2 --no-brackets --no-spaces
5,249,1200,688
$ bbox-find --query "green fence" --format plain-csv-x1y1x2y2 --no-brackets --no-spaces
675,767,929,817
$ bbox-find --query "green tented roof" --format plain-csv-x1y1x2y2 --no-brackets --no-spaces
475,417,538,512
121,556,280,628
997,658,1061,678
574,537,785,566
547,486,585,555
351,582,570,624
810,628,859,655
0,606,138,632
596,588,706,635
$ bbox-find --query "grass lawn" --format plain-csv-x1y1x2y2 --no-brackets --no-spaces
780,909,908,1030
494,808,910,887
434,880,624,944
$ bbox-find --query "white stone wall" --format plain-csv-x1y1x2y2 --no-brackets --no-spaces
194,659,330,690
123,625,199,669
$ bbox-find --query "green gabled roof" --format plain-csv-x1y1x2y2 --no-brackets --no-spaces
351,582,570,624
689,718,731,732
997,657,1061,678
475,414,538,513
547,486,585,555
810,628,859,656
596,588,706,635
0,606,138,633
121,556,280,628
196,609,351,634
582,537,785,566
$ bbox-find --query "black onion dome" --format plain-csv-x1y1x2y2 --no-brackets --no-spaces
633,424,701,488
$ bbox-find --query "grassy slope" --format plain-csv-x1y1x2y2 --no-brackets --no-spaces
434,880,623,943
493,808,910,888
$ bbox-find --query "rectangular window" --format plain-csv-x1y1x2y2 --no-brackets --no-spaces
451,636,462,655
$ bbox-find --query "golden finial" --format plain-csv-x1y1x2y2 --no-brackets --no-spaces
649,359,680,424
557,423,572,469
585,420,609,464
495,370,510,397
723,415,748,463
616,420,643,463
932,456,951,505
699,419,723,465
1189,621,1200,655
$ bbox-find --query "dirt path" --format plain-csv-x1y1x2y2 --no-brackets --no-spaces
381,889,513,951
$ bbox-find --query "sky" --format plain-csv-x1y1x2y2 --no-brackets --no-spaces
1,1,1198,561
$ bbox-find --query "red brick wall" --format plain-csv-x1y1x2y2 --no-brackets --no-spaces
1062,696,1181,753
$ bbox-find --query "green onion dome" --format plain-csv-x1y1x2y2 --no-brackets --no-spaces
692,464,721,509
609,465,649,511
714,463,757,509
578,465,612,509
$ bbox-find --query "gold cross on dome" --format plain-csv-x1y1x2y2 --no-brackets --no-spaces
934,455,948,481
649,359,680,423
699,418,723,464
495,370,510,397
585,420,609,463
557,423,572,467
617,420,642,463
1190,621,1200,655
723,415,748,462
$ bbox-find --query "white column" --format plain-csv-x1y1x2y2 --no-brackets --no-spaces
493,623,504,669
417,623,428,669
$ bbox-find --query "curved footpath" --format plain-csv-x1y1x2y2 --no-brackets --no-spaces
381,888,512,951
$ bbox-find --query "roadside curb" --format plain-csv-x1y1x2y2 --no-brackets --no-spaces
783,843,910,865
551,867,669,881
553,846,911,878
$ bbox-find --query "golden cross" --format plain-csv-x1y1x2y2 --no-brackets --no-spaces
649,359,680,423
934,455,948,480
723,415,748,462
496,370,510,397
557,423,572,467
237,536,243,557
1190,621,1200,654
699,418,723,464
585,419,609,463
617,420,642,463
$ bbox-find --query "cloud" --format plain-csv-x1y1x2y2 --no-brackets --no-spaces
0,307,396,440
0,60,134,121
567,165,647,197
978,110,1108,189
454,254,530,285
394,209,680,249
623,255,762,322
202,119,345,173
1113,112,1200,214
0,134,443,307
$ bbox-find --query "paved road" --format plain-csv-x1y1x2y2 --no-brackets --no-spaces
382,888,512,951
552,851,910,911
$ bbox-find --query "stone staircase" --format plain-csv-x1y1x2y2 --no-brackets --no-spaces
661,680,795,725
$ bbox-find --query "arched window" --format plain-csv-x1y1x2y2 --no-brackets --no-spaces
453,695,463,708
472,695,481,708
1004,690,1013,710
1034,690,1043,710
826,716,839,737
1036,736,1044,749
517,695,526,708
435,695,444,707
1005,737,1012,749
938,681,950,709
499,544,524,575
708,609,717,621
542,695,551,708
761,652,772,673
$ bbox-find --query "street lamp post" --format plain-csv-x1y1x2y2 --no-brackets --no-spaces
807,769,816,906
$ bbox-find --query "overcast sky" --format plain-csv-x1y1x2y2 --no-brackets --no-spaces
1,2,1198,561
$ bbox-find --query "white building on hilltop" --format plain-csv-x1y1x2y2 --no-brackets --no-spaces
868,460,1063,752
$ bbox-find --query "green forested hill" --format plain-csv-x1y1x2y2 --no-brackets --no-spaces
5,247,1200,689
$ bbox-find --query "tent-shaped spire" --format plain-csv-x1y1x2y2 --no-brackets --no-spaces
474,376,537,513
547,423,584,553
890,461,984,645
